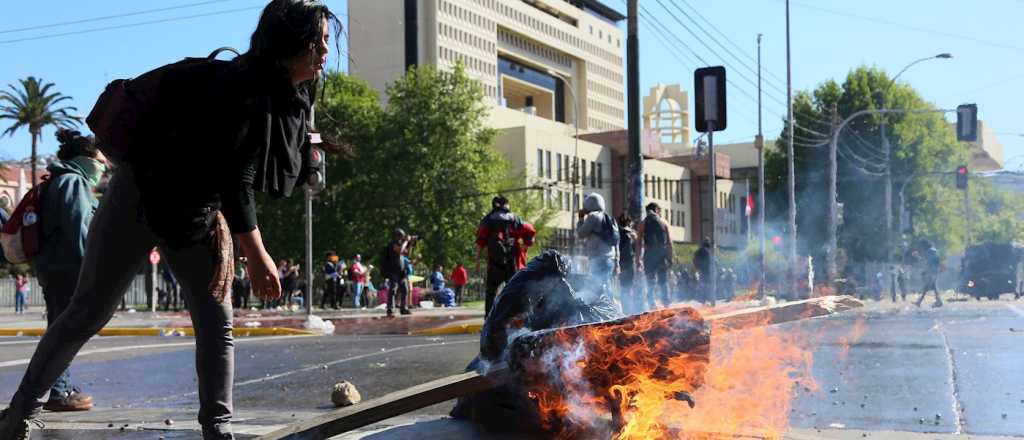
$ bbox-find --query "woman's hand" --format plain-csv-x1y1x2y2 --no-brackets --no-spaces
235,228,282,301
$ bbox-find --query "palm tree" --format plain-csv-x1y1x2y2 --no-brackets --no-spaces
0,76,80,186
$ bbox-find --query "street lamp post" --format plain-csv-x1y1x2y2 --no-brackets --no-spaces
878,53,951,297
547,69,579,255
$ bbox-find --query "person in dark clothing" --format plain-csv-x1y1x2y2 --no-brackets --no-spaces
231,256,250,310
0,2,342,439
162,262,182,311
475,195,536,318
382,229,414,317
320,251,340,309
914,241,943,308
616,213,640,314
693,237,714,306
636,203,673,309
30,129,105,413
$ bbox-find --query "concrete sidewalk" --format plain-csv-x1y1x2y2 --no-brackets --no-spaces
0,306,486,337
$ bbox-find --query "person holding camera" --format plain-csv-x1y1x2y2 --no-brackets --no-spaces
381,229,416,317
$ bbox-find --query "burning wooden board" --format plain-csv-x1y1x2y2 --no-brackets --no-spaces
256,296,862,440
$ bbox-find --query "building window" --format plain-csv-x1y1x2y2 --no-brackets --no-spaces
556,153,562,181
537,149,543,178
546,151,552,179
590,161,597,188
581,159,588,187
597,163,603,189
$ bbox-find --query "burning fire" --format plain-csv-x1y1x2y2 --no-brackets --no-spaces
514,306,824,439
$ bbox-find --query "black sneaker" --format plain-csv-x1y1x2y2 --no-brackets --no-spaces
400,308,412,315
0,408,42,440
202,422,234,439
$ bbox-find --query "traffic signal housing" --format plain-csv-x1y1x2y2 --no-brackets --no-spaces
956,104,978,142
307,132,326,193
956,165,968,190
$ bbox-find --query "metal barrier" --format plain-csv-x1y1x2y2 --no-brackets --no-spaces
0,275,161,309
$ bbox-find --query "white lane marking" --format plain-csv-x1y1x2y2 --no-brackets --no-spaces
0,335,310,369
1006,304,1024,318
0,340,41,346
937,322,966,435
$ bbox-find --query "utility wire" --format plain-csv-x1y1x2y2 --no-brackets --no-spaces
677,0,788,86
0,0,235,34
0,6,263,44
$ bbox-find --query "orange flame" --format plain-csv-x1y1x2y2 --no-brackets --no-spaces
516,305,829,439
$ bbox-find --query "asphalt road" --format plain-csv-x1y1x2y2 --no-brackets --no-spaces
0,298,1022,438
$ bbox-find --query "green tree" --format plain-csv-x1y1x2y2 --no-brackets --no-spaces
766,66,971,269
0,76,80,185
257,64,538,273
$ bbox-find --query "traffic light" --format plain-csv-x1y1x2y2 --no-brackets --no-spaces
956,165,968,190
307,133,326,193
956,104,978,142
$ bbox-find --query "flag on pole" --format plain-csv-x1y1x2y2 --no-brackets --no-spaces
745,192,754,217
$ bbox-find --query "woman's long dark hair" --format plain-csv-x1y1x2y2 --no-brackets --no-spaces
245,0,342,99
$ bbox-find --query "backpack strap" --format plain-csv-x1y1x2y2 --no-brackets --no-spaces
208,47,241,60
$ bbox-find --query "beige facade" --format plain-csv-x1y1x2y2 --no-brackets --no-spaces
643,84,690,155
349,0,625,132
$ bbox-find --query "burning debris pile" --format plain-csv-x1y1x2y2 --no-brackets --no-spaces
453,251,863,440
453,251,712,438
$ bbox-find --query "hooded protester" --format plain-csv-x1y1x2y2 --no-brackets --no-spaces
29,129,106,412
0,2,343,439
914,240,943,308
576,193,619,299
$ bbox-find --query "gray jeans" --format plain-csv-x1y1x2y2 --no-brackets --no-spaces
9,167,235,429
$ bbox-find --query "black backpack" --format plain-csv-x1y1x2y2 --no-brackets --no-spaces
487,221,517,269
597,213,620,247
86,47,240,162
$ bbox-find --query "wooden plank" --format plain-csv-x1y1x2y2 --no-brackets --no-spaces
256,364,509,440
257,296,862,440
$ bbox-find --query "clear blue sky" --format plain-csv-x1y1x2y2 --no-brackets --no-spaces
2,0,1022,169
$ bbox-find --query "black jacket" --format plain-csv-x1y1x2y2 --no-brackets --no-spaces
128,56,310,247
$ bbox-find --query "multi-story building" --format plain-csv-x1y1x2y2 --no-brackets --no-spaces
350,1,699,248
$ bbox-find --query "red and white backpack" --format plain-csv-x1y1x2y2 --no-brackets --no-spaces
0,177,50,264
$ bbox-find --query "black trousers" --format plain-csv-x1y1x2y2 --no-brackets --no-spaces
485,264,516,318
8,167,235,433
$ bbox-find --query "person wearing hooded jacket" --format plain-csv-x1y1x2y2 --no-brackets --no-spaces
0,2,343,439
576,193,619,300
31,129,106,413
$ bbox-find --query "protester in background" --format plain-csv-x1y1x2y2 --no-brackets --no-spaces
0,1,341,436
232,257,250,310
914,241,943,308
616,213,639,313
336,258,348,308
431,265,446,291
275,259,290,309
162,263,181,311
14,274,28,315
321,251,339,310
475,195,535,318
450,263,468,306
576,193,619,300
381,229,414,317
693,238,714,306
403,255,416,309
637,203,673,309
288,262,303,308
347,254,367,309
31,129,106,412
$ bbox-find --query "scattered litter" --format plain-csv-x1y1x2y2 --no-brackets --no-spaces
828,423,846,429
935,414,941,420
331,381,362,407
860,403,865,408
427,337,443,343
164,419,173,426
243,322,261,328
919,418,925,424
830,387,839,393
127,309,137,314
1003,413,1008,419
913,407,918,411
370,362,387,368
303,315,335,334
322,364,329,370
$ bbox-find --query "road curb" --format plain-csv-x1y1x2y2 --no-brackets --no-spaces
409,318,484,336
0,327,317,337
